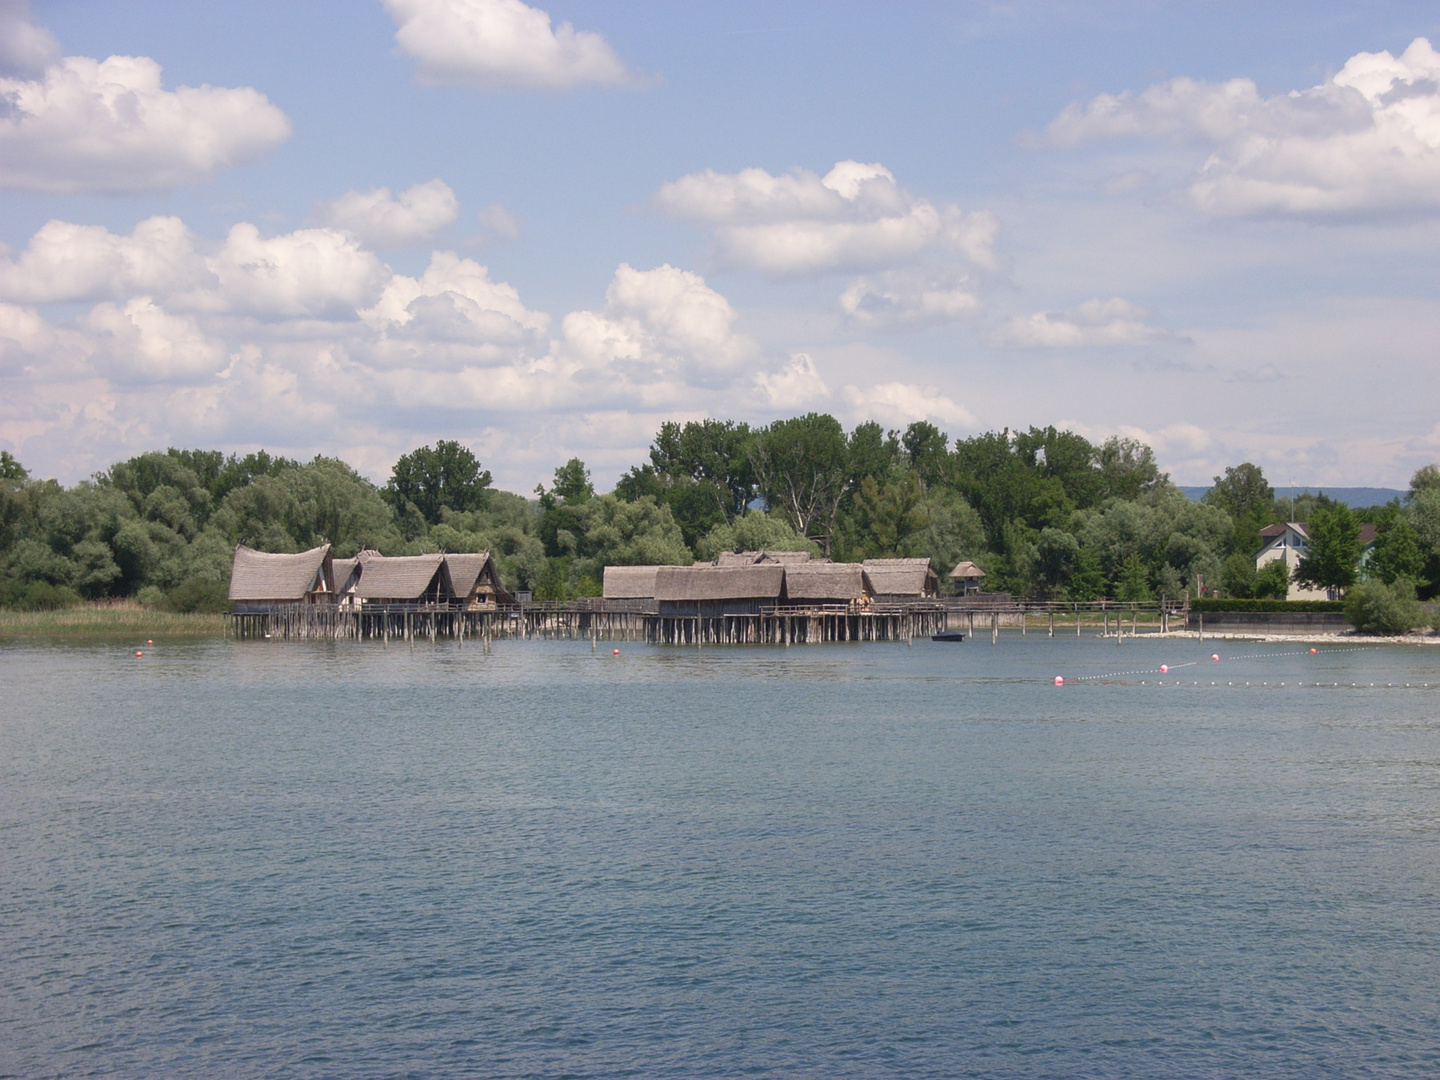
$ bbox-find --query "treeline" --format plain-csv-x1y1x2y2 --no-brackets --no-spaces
2,416,1439,612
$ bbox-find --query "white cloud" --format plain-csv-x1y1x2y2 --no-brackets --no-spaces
360,250,549,364
474,203,522,245
200,224,390,319
0,216,204,303
557,263,756,389
383,0,637,90
1044,36,1440,216
0,1,59,76
86,298,228,384
655,160,998,277
989,297,1174,348
754,352,829,409
841,382,974,430
840,270,983,329
316,179,459,247
0,54,290,192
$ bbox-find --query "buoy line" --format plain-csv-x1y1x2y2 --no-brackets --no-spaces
1064,643,1391,685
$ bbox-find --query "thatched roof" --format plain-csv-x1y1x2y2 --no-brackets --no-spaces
604,565,662,599
443,552,512,602
949,560,986,580
332,557,360,593
353,553,449,600
714,550,814,567
783,562,870,602
654,565,786,601
862,557,937,596
229,543,331,602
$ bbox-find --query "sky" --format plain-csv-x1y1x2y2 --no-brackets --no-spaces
1,0,1438,492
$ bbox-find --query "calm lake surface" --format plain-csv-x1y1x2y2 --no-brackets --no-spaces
2,634,1439,1078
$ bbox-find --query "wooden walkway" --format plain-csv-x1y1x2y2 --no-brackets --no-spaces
231,598,1186,645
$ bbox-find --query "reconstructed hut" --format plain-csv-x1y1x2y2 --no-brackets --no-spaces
603,565,662,607
654,564,786,617
352,553,453,606
229,543,333,607
783,562,872,607
331,556,361,608
948,560,986,594
862,557,939,601
444,552,514,608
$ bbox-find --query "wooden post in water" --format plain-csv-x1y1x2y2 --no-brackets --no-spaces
1048,612,1054,637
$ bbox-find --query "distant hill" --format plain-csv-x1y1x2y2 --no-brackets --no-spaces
1178,485,1406,509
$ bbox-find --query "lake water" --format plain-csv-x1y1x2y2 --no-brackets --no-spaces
2,634,1439,1078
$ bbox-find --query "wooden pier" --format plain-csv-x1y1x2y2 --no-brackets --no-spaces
231,597,1184,646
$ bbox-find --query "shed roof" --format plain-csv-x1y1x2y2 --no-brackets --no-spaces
654,565,786,601
1259,522,1379,546
862,557,937,596
353,553,448,600
783,562,869,601
603,564,662,599
949,560,986,580
229,543,331,602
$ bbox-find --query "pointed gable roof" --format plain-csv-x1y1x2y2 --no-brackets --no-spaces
352,553,449,601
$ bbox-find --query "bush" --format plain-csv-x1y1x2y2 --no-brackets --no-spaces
1190,598,1344,613
0,580,83,611
1344,579,1425,635
158,579,232,613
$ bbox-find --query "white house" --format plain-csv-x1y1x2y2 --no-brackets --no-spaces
1255,521,1378,601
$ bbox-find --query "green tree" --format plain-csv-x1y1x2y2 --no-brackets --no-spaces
748,413,851,552
1065,547,1107,601
0,451,28,481
1345,578,1424,635
1205,463,1274,521
1220,551,1258,598
579,494,691,567
1295,503,1362,594
900,421,948,489
1367,507,1425,586
1096,437,1163,501
550,457,593,504
384,441,492,524
1115,553,1153,602
1254,557,1292,599
695,510,819,561
838,471,929,559
1035,526,1080,595
646,419,755,519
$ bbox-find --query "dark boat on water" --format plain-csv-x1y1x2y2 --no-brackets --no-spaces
931,630,966,642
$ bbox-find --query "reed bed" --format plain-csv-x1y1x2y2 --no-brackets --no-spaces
0,602,228,638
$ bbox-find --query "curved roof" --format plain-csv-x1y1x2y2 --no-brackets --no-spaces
949,560,986,579
229,543,331,601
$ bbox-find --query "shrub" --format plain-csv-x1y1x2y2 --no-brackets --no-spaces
1,581,83,611
1344,578,1425,636
159,579,232,613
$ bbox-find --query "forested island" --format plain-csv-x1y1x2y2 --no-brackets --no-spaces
2,414,1438,617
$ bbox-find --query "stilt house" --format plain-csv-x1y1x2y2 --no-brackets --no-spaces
948,560,986,595
229,543,333,608
602,565,663,609
783,562,873,607
331,556,361,608
443,552,514,608
862,557,940,601
352,552,453,606
654,565,786,617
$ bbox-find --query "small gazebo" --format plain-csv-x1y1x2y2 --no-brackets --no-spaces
948,560,986,595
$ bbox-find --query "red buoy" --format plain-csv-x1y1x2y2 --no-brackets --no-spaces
1054,676,1064,686
135,650,143,658
613,648,620,656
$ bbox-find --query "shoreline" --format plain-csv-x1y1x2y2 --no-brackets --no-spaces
0,604,228,638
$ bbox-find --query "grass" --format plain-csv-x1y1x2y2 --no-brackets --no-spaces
0,600,228,638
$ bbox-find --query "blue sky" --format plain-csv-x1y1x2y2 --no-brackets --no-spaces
2,0,1438,491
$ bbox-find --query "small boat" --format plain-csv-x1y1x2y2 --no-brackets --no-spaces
931,630,966,642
